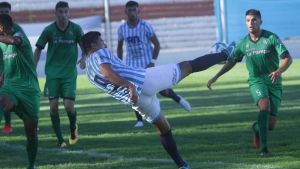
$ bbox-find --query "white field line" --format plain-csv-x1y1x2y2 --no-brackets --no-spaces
0,142,280,168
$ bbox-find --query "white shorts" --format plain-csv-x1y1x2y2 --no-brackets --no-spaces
132,64,181,123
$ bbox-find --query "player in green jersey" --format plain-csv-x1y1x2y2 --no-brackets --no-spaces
34,1,83,147
0,1,26,135
207,9,293,156
0,14,40,169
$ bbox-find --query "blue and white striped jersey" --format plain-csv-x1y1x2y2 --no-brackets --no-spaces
85,48,146,105
118,19,155,68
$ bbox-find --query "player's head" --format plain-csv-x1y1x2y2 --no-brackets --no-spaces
245,9,262,34
55,1,69,23
0,14,13,34
0,2,11,15
125,1,140,21
81,31,106,56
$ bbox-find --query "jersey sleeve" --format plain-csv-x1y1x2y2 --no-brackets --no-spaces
271,34,289,58
117,25,124,41
227,41,244,62
144,22,155,38
35,27,49,49
93,50,112,65
75,24,84,43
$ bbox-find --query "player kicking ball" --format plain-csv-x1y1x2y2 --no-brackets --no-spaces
80,31,235,169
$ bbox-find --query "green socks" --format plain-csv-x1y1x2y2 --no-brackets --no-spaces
67,111,77,130
4,111,11,124
257,110,269,150
50,113,64,143
27,136,38,169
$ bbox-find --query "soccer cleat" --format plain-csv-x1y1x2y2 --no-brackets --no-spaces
57,141,67,148
178,95,191,112
69,124,78,145
252,122,260,149
134,121,144,128
222,41,236,57
179,163,191,169
259,147,269,157
2,123,13,135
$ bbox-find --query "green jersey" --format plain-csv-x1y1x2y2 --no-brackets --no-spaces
0,30,39,91
228,30,289,85
36,21,83,78
13,22,25,34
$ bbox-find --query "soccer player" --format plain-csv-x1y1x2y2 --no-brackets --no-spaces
0,1,25,135
207,9,293,156
0,14,40,169
34,1,83,147
80,31,234,169
117,1,191,128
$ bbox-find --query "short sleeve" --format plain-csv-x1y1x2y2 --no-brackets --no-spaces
271,34,289,59
117,26,124,41
144,22,155,38
35,28,49,49
227,42,244,62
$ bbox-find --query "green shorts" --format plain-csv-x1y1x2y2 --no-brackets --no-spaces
44,75,77,100
249,81,282,116
0,85,40,121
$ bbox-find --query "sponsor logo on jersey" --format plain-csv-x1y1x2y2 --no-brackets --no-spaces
3,53,17,59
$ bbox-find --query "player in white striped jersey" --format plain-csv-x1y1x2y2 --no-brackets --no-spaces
81,31,234,169
117,1,191,128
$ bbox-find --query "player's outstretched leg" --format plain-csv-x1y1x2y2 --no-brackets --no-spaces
178,42,235,81
153,115,191,169
159,89,191,112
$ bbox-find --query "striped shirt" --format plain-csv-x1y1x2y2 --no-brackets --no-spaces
118,19,155,68
85,48,146,105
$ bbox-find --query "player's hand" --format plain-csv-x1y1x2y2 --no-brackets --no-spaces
269,70,282,84
128,83,138,104
207,77,217,90
146,63,155,68
77,57,86,69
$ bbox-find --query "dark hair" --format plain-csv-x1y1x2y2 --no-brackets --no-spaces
0,14,12,32
55,1,69,10
125,1,139,8
80,31,101,55
0,2,11,10
246,9,261,19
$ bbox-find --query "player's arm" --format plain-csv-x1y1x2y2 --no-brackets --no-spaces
269,52,293,83
0,34,22,46
117,39,124,60
148,35,160,68
100,63,137,104
33,47,42,68
77,40,87,69
207,60,237,90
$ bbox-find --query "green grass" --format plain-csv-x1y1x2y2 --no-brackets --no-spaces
1,60,299,169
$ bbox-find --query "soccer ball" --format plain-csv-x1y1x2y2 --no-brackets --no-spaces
208,42,227,54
